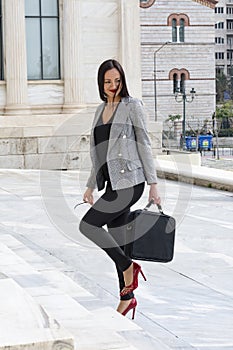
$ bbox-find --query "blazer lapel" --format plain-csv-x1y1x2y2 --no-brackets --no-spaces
90,97,131,160
108,98,130,150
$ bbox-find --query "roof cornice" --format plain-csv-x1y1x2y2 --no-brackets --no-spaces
192,0,218,9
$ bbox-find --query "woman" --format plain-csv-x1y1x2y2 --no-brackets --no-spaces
79,59,160,319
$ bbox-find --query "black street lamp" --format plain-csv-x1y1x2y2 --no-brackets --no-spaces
154,41,171,121
174,87,196,150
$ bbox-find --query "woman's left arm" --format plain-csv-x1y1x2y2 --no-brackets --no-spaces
130,99,161,204
149,183,161,205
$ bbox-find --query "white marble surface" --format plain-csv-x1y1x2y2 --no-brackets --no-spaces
0,278,74,349
0,169,233,350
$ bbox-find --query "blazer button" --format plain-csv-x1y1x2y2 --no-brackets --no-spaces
118,153,122,157
122,135,126,139
120,169,125,174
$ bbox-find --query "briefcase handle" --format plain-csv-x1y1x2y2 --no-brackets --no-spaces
144,199,164,214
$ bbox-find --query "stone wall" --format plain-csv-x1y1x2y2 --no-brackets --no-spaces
0,109,163,170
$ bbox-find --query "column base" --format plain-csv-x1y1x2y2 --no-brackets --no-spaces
62,103,87,114
4,104,31,116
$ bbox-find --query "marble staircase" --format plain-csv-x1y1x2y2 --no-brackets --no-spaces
0,233,151,350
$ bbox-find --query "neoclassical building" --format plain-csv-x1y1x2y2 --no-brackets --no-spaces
140,0,217,131
0,0,162,169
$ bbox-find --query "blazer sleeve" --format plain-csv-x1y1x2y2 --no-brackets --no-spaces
129,99,158,185
86,166,97,189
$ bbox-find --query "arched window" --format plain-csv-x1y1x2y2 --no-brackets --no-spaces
169,68,190,94
172,19,177,42
168,14,189,43
25,0,60,80
0,0,3,80
173,73,178,93
180,73,185,93
179,18,185,42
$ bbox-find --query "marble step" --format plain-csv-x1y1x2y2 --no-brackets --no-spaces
0,277,74,350
0,234,146,350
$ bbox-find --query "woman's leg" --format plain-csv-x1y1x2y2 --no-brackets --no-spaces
107,215,134,301
79,182,145,272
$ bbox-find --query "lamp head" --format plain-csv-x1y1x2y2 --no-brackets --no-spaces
190,87,196,99
175,87,180,98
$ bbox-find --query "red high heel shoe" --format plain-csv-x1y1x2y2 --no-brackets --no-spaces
121,297,137,319
120,262,146,297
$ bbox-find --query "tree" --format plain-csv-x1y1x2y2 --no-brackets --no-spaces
215,101,233,131
216,72,230,103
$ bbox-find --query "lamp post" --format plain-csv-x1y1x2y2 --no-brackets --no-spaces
154,41,171,121
174,87,196,150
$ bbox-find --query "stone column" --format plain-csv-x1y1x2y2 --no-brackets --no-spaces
63,0,85,113
4,0,30,115
119,0,142,99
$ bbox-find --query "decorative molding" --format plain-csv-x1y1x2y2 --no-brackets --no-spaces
169,68,190,80
139,0,156,9
192,0,218,9
167,14,190,26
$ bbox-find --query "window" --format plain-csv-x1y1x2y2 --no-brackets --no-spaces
180,73,185,93
215,37,224,44
216,66,224,75
172,19,177,42
170,69,189,94
25,0,60,80
227,37,233,46
215,7,224,13
227,51,233,60
227,20,233,30
168,14,189,43
215,22,224,29
179,18,185,43
215,52,225,59
0,0,3,80
227,7,233,14
173,73,178,93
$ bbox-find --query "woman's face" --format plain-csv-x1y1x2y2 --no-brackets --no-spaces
104,68,122,102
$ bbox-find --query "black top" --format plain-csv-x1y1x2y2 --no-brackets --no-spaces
94,104,119,184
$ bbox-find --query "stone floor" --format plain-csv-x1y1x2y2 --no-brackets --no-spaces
0,169,233,349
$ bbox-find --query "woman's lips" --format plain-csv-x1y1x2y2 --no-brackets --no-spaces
109,89,117,93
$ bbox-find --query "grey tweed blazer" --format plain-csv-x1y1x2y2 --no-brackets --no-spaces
86,96,158,191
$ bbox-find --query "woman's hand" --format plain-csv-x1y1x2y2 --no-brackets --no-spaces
83,188,94,205
149,183,161,205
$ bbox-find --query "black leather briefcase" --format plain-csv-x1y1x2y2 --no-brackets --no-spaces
125,201,176,263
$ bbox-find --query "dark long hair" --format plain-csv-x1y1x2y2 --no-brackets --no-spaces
97,59,130,102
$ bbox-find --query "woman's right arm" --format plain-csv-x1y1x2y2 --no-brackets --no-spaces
84,167,96,205
83,187,94,205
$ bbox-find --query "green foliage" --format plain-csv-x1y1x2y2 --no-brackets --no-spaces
216,72,231,103
166,114,182,122
216,102,233,119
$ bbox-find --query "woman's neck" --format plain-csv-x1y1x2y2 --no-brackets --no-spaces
107,97,121,104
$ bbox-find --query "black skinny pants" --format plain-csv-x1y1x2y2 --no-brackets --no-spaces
79,181,145,300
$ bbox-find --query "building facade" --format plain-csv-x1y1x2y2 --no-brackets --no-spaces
215,0,233,77
0,0,162,169
140,0,217,133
